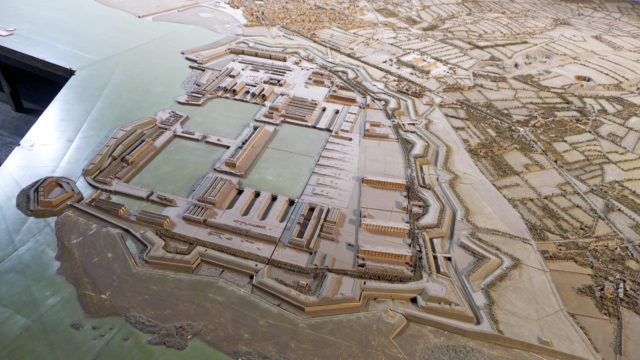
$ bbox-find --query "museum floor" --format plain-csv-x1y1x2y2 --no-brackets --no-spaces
0,101,39,166
0,67,65,165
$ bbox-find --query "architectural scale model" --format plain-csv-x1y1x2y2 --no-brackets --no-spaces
17,0,640,359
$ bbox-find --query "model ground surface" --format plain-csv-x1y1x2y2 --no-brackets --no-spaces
6,0,640,359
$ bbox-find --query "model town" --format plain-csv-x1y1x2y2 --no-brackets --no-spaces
16,0,640,359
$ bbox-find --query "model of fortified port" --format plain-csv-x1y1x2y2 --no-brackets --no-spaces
20,40,520,346
78,42,471,314
18,16,640,358
19,0,640,353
